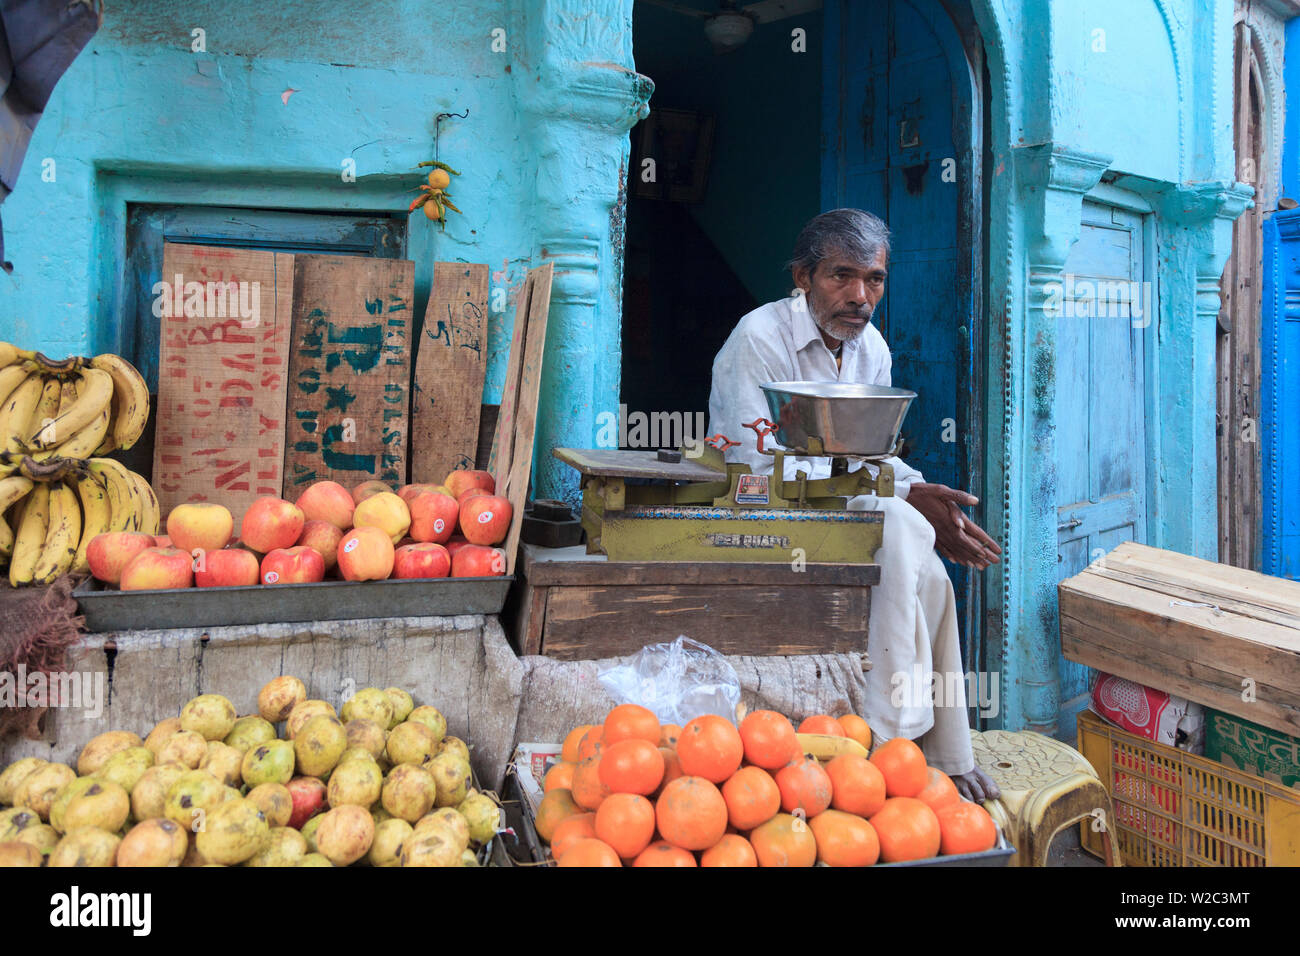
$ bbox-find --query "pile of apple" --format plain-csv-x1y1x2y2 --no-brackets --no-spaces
86,470,511,590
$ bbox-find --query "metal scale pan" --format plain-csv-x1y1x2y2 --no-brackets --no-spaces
760,381,916,459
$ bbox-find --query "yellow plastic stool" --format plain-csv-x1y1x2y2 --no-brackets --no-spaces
972,728,1122,867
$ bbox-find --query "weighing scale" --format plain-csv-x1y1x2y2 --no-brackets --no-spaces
554,382,916,564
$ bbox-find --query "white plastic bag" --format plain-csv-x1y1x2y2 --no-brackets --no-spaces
597,636,741,726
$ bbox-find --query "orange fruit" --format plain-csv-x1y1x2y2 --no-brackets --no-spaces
544,761,576,793
594,792,656,859
775,756,833,816
836,714,872,749
798,714,845,736
738,710,800,770
604,704,660,746
655,776,728,851
936,801,998,856
916,766,961,813
632,841,697,867
869,737,928,798
556,837,622,867
870,796,941,862
561,725,593,764
549,812,597,859
721,765,781,831
570,754,612,811
700,833,758,867
677,715,744,784
809,809,880,867
599,738,665,795
825,754,886,818
750,812,817,867
575,726,604,762
659,724,682,748
535,788,583,843
653,746,683,798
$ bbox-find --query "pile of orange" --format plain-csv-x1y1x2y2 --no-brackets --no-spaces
534,706,999,867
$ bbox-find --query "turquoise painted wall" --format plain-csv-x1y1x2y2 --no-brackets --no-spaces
0,0,651,503
632,2,822,305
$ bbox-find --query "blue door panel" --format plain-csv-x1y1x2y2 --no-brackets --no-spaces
1262,210,1300,578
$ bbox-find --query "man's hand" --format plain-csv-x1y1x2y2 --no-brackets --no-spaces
905,483,1003,570
951,765,1002,803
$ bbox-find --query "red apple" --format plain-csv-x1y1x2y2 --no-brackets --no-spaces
397,483,447,505
297,520,343,571
286,776,328,829
408,491,460,544
456,486,490,505
444,535,470,556
393,542,452,579
336,525,396,581
451,544,506,578
444,469,495,500
351,480,392,505
460,494,512,546
295,480,355,531
120,547,195,591
260,546,326,585
194,547,261,588
240,497,305,553
86,531,155,586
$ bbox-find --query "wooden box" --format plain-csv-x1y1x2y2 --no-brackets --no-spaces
1059,541,1300,737
509,544,879,659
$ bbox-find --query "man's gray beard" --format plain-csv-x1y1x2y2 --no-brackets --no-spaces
809,296,869,344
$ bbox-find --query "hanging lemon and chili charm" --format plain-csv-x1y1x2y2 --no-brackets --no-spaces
409,161,463,230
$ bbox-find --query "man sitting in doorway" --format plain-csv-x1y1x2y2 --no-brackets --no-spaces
707,208,1003,801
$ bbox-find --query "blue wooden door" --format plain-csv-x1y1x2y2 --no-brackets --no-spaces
822,0,976,657
1055,199,1150,728
1262,209,1300,577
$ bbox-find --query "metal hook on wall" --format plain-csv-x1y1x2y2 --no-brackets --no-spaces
434,109,469,162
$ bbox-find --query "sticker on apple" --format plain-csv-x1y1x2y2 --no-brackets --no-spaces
264,571,279,584
343,538,359,553
477,511,493,524
434,518,445,533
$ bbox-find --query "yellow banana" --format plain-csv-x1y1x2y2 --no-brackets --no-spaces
0,474,34,564
24,376,61,446
34,404,109,462
9,481,49,586
32,367,112,450
0,363,32,406
796,733,870,762
90,354,149,452
70,468,110,575
128,471,160,536
31,480,80,585
0,374,44,454
0,343,17,369
88,457,141,533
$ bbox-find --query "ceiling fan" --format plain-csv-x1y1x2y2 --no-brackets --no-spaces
638,0,823,54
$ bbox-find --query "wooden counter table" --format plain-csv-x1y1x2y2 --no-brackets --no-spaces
508,544,880,659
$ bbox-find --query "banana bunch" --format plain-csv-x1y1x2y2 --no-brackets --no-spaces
0,343,149,474
1,455,160,587
409,161,462,229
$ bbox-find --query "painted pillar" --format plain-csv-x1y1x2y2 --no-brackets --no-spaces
514,0,652,505
1006,144,1111,734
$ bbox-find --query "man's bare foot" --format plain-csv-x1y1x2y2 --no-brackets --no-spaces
951,765,1001,803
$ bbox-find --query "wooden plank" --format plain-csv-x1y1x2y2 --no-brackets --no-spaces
152,243,293,527
522,585,547,657
283,255,414,493
489,263,553,575
553,447,725,481
1096,542,1300,611
410,263,488,483
521,551,881,589
539,584,868,659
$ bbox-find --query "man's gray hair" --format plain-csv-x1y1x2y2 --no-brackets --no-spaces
786,208,891,276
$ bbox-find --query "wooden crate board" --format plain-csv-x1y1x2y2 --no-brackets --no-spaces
410,263,489,483
489,263,553,575
283,254,414,493
152,243,294,525
1059,541,1300,737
